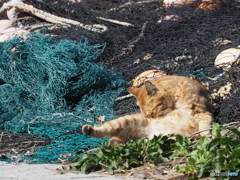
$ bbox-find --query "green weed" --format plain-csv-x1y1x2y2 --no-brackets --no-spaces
71,123,240,179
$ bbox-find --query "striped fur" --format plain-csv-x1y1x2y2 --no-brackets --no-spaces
83,109,198,146
82,76,213,145
128,76,213,136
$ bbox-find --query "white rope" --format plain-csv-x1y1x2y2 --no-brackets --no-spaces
0,0,108,33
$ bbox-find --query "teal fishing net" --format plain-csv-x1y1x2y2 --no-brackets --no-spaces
0,33,126,163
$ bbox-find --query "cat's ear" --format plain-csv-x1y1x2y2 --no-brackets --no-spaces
128,87,139,97
145,81,159,96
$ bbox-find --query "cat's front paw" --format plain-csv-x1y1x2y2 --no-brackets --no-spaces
82,125,94,135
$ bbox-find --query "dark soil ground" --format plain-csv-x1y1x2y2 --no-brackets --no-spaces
0,0,240,179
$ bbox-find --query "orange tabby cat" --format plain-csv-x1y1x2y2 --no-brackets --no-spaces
82,110,198,146
128,75,213,136
82,75,212,145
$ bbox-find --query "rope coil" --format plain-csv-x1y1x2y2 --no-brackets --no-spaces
0,0,108,33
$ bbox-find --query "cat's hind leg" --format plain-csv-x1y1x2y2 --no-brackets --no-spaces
195,112,213,136
109,137,126,146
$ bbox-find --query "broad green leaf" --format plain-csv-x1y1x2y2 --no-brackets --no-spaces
71,153,98,164
120,148,130,157
81,159,99,173
188,157,196,165
190,150,212,165
178,147,189,156
219,136,232,145
213,162,222,173
225,144,234,153
71,156,84,163
152,135,162,144
70,162,81,169
154,156,169,163
129,158,141,165
222,126,240,137
101,145,113,154
212,122,221,138
170,147,189,158
230,149,240,158
176,135,184,144
228,159,240,169
207,138,220,151
146,151,160,159
176,164,197,173
196,137,210,150
175,135,190,146
122,159,129,168
197,164,204,178
110,160,117,170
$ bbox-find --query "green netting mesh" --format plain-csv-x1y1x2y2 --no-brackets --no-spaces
0,33,126,163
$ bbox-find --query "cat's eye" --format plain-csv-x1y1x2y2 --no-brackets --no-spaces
151,111,154,117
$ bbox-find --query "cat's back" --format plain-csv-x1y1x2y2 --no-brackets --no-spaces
149,75,212,111
150,75,208,98
150,75,204,89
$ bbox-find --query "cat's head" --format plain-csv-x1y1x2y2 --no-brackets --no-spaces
128,81,174,118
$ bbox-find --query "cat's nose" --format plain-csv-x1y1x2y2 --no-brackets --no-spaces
151,110,157,118
144,110,153,118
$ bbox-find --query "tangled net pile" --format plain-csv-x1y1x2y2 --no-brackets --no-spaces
0,33,126,163
0,0,239,164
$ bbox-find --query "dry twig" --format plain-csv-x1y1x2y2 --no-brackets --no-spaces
108,0,163,12
96,17,133,27
0,132,3,143
188,128,213,139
